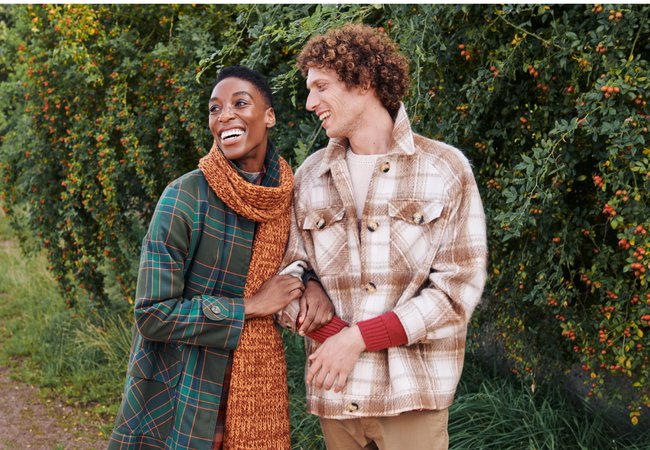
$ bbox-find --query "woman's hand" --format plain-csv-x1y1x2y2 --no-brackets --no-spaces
245,275,304,318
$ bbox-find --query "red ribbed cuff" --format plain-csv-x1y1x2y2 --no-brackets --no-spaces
357,312,408,352
307,316,348,343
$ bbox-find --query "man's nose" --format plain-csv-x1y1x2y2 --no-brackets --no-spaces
306,91,318,112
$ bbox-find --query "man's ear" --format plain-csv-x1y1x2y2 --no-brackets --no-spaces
265,107,276,128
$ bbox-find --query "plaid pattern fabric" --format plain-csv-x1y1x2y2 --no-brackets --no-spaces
109,158,280,449
211,353,232,450
280,103,488,419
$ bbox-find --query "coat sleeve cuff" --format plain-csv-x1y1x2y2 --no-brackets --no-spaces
357,312,408,352
202,296,245,349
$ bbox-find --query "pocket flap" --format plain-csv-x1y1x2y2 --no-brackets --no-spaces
129,341,182,388
302,207,346,230
388,200,443,225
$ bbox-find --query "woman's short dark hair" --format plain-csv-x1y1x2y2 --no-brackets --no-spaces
216,65,273,108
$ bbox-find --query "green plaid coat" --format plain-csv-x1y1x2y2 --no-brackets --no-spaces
109,147,283,450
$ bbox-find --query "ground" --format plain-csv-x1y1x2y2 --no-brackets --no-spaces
0,366,109,450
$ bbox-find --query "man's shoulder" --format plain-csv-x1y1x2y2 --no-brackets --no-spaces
413,134,475,177
295,147,328,181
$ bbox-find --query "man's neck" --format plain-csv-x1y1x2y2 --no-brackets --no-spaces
348,105,394,155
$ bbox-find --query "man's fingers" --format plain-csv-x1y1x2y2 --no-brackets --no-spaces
286,279,304,302
289,278,304,293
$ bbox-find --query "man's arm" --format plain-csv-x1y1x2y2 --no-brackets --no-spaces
307,163,487,390
391,163,487,344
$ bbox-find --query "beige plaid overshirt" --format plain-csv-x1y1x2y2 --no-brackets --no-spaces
280,104,488,419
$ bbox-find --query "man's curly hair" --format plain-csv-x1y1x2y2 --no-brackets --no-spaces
297,23,409,116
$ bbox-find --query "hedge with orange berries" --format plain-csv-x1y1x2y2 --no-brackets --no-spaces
1,4,648,423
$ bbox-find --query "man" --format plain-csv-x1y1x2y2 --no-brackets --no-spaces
109,66,321,450
280,24,488,449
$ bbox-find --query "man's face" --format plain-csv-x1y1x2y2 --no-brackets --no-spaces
208,77,275,172
305,67,367,140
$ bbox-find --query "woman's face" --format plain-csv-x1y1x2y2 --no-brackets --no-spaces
208,77,275,172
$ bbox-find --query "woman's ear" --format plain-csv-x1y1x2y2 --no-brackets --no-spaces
265,107,276,129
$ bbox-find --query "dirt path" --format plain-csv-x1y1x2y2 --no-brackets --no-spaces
0,366,109,450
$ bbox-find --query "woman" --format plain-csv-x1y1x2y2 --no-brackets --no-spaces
109,66,301,450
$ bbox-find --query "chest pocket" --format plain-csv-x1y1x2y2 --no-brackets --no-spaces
388,199,444,270
302,206,348,275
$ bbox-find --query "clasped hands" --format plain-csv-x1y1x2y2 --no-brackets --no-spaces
246,275,335,333
247,276,365,392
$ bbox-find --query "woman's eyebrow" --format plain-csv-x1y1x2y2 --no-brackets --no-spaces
209,91,253,103
232,91,253,98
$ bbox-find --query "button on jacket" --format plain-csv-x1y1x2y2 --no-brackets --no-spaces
281,103,488,419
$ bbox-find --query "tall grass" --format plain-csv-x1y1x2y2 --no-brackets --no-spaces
0,211,130,435
450,358,650,450
1,212,649,449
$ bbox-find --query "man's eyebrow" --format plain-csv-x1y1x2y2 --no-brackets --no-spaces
306,78,326,88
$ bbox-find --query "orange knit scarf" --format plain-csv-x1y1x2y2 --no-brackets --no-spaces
198,142,293,450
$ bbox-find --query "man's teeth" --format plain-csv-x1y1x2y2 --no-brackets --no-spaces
221,129,245,140
318,112,331,121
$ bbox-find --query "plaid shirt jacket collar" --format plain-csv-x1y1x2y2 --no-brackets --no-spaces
281,103,488,419
313,104,417,179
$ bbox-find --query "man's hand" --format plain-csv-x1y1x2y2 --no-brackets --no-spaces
306,325,365,392
245,275,304,319
298,280,334,335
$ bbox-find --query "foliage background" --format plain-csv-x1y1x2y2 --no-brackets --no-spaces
0,2,648,432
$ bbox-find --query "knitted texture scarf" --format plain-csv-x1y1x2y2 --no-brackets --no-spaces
198,142,293,450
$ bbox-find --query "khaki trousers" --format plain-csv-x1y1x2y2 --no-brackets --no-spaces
319,409,449,450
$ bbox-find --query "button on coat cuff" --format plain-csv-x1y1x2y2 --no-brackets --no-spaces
203,296,241,322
